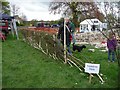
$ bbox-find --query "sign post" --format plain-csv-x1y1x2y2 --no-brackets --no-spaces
85,63,100,83
89,74,93,83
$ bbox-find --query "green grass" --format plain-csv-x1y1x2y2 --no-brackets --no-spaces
2,34,119,88
0,40,2,89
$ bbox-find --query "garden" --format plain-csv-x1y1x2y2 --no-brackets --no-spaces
2,29,119,88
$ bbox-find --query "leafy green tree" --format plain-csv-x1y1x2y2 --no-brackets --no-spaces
0,0,10,14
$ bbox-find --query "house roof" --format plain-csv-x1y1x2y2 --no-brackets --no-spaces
80,18,102,25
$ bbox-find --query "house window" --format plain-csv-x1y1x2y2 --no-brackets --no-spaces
94,21,98,23
81,25,82,30
87,27,88,30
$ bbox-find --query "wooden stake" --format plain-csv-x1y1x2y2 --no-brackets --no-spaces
67,59,82,72
97,74,104,83
67,60,73,67
89,74,93,83
46,43,48,54
64,18,67,64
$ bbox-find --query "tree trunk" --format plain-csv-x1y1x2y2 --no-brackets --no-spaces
73,12,79,27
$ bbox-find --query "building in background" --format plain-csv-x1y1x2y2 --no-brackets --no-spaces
79,18,107,33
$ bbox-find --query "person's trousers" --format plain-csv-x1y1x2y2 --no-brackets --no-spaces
67,45,72,54
72,33,76,44
108,49,115,61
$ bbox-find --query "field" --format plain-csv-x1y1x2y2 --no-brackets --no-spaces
2,34,119,88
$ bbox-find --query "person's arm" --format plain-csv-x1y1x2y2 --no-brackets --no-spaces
107,39,109,48
114,38,117,49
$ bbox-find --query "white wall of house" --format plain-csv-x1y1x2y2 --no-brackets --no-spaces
79,18,103,33
102,23,107,29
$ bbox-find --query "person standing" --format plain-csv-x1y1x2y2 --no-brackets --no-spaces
69,20,76,44
57,20,72,55
107,32,117,62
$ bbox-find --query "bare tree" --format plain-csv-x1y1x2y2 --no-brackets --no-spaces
10,4,20,16
49,1,104,27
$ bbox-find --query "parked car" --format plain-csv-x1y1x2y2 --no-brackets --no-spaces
0,21,9,36
51,24,60,28
36,22,51,28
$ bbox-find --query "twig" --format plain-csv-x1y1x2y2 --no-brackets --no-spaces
68,56,84,69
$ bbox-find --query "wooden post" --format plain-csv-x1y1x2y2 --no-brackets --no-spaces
12,19,19,40
10,21,14,37
64,18,67,64
89,74,93,83
97,74,104,83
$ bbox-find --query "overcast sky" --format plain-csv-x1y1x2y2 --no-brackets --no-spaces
7,0,62,21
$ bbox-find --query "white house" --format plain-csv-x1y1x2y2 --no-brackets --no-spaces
79,18,105,33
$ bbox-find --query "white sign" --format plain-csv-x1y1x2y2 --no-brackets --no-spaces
85,63,100,74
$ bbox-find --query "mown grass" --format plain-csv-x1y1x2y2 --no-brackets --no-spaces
2,34,119,88
0,40,2,89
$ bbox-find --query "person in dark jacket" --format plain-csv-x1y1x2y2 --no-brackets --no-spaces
107,32,117,62
57,20,72,55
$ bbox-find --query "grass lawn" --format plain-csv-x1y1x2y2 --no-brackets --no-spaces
0,40,2,89
2,34,119,88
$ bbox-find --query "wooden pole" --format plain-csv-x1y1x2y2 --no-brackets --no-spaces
64,18,67,64
13,19,19,40
10,21,14,37
67,59,82,72
89,74,93,83
97,74,104,83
